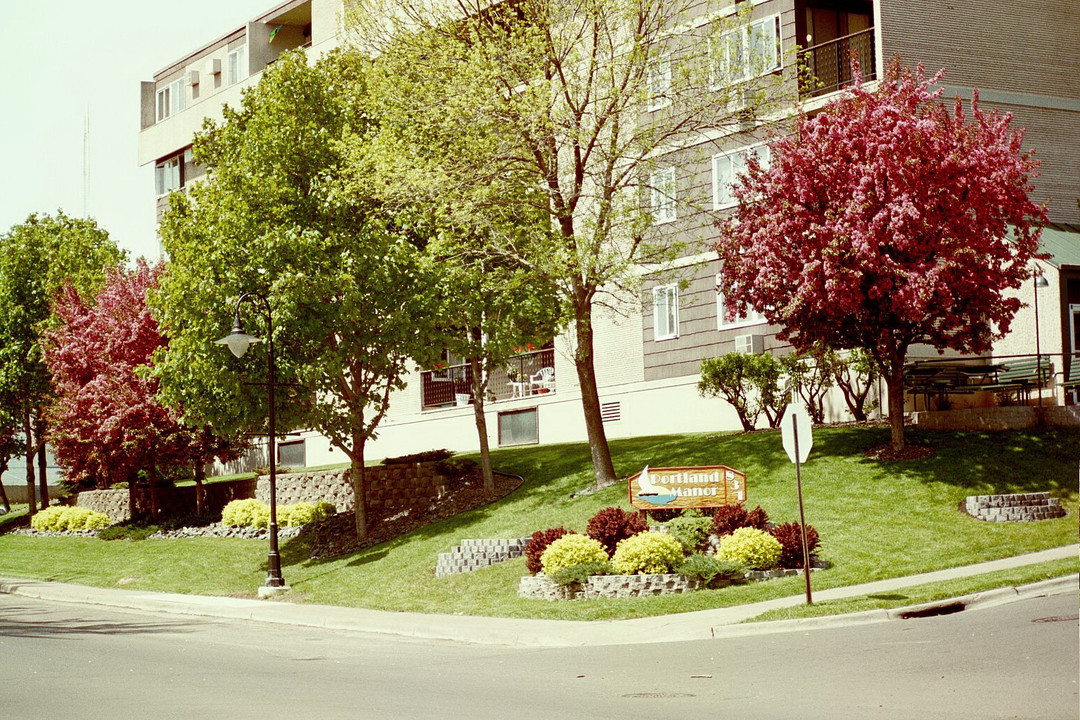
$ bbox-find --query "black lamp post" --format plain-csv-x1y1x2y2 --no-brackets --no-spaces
1033,268,1050,408
215,291,286,592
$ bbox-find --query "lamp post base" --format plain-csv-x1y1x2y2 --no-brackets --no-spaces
257,583,292,598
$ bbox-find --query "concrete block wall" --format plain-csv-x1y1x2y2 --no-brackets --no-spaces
76,489,131,524
518,573,704,601
964,492,1067,523
256,463,449,517
435,538,531,577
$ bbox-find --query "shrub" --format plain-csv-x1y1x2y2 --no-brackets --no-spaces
525,526,572,574
664,515,714,553
284,501,336,527
30,506,110,532
610,531,685,575
383,449,454,465
546,561,612,587
586,506,648,557
717,527,782,570
221,499,270,528
677,554,747,586
769,521,821,569
433,457,478,479
540,534,609,576
711,503,769,537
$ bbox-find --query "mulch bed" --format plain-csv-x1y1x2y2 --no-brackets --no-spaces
297,470,522,560
864,444,935,461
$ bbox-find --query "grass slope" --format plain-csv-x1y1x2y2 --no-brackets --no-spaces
0,426,1076,621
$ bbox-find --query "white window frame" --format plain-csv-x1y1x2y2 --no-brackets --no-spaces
227,45,248,86
646,53,671,111
155,156,181,197
650,167,676,224
710,14,782,88
155,78,186,123
717,272,766,330
653,284,679,341
713,142,771,210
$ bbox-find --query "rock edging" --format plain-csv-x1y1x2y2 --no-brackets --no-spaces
963,492,1066,523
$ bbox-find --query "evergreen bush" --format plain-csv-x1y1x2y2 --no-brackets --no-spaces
540,534,609,576
717,527,782,570
586,506,648,557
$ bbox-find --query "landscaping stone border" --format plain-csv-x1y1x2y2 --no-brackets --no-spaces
963,492,1067,523
436,538,531,577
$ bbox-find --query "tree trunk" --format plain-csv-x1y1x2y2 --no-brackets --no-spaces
886,362,907,451
23,410,36,518
192,461,207,516
572,295,617,487
0,463,10,513
468,355,494,493
351,434,368,539
36,417,48,509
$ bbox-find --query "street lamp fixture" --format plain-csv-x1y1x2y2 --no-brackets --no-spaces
215,291,287,594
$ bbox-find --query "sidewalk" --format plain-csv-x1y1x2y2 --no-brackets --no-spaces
2,544,1076,647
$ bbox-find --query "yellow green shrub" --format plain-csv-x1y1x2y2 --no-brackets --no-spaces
540,534,609,575
610,531,685,574
717,527,782,570
30,506,110,532
221,499,270,528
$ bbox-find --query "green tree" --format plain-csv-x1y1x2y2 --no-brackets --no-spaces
698,352,788,432
432,248,561,491
153,49,439,538
0,212,125,515
353,0,788,485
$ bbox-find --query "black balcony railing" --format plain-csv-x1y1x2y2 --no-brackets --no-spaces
420,347,556,410
798,27,876,98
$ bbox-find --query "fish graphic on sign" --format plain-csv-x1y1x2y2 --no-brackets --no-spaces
634,465,678,506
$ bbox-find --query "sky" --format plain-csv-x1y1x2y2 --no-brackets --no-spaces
0,0,276,262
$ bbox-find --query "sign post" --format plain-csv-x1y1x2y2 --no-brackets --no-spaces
781,403,813,605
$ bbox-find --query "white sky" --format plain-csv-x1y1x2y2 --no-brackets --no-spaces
0,0,275,262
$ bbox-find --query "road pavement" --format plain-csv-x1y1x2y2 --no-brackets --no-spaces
1,544,1075,647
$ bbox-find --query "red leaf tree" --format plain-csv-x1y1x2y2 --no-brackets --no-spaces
44,260,242,516
715,62,1046,451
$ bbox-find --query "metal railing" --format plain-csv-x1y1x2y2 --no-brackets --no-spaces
420,347,556,410
798,28,876,98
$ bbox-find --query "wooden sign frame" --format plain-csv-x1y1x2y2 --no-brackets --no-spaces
627,465,746,512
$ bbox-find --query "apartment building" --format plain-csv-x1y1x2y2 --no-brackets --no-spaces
140,0,1079,467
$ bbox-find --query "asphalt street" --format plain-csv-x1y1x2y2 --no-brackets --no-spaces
1,589,1076,719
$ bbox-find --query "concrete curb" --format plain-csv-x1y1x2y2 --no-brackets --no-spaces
2,546,1076,647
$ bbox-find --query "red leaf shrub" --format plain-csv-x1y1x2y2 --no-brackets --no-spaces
769,522,821,569
525,526,572,574
710,503,769,537
586,506,648,557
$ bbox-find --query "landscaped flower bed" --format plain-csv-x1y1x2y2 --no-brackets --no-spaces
517,504,823,600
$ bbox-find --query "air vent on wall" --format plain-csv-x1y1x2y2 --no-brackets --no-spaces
601,401,621,423
734,333,764,354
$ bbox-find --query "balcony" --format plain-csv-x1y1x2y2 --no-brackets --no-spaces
798,27,876,98
420,347,556,410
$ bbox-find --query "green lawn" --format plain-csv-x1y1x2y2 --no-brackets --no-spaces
0,426,1076,621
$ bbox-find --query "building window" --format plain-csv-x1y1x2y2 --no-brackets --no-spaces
713,143,771,210
646,54,671,111
711,15,782,87
155,156,182,196
277,439,306,468
227,45,247,86
155,78,186,122
717,272,765,329
653,284,679,340
498,408,538,446
650,167,676,224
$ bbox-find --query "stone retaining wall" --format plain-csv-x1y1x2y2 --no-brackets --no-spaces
519,573,704,601
963,492,1067,522
436,538,531,577
77,478,258,523
256,463,449,517
913,406,1080,431
77,489,130,524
